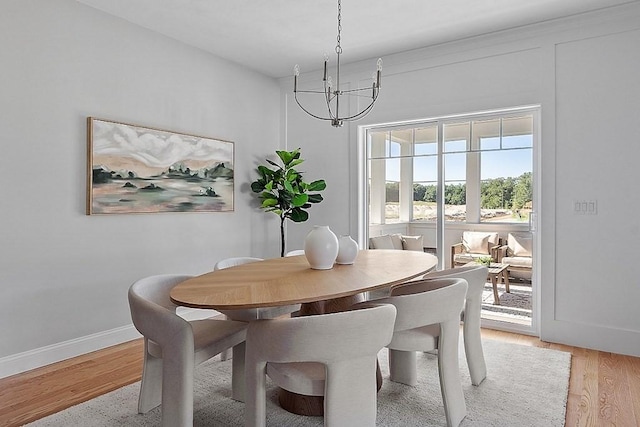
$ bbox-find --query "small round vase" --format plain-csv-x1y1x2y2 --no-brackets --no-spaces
304,226,339,270
336,235,358,265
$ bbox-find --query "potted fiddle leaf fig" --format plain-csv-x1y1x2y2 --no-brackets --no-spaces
251,148,326,257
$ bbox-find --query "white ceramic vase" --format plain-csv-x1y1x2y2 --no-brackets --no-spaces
336,235,358,265
304,225,339,270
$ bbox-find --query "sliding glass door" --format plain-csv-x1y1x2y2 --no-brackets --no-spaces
362,107,538,332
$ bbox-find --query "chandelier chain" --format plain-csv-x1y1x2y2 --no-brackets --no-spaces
336,0,342,54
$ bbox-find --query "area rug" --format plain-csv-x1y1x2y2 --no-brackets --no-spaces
27,339,569,426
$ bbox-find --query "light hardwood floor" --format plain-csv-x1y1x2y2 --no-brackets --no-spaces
1,329,639,427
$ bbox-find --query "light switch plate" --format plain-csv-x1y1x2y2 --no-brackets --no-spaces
574,200,597,215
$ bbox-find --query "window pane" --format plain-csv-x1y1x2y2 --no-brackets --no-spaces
388,140,401,157
472,118,500,151
413,156,437,182
390,129,412,158
444,181,466,222
444,151,466,221
368,159,385,225
368,131,387,159
445,139,466,152
481,149,532,180
384,158,401,223
413,181,437,221
480,136,500,150
444,122,469,152
502,115,533,148
503,134,533,149
414,126,437,155
384,181,400,223
503,115,533,135
444,152,465,181
385,158,400,182
413,126,438,223
480,149,532,223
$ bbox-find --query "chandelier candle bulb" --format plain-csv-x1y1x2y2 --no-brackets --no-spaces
293,64,299,92
323,53,329,80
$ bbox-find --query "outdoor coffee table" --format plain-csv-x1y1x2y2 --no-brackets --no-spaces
465,262,510,305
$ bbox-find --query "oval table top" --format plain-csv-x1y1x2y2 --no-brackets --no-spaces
170,249,437,310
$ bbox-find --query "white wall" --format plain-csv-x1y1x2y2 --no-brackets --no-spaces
281,3,640,356
0,0,282,374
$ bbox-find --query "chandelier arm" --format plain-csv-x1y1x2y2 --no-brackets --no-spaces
294,92,334,121
324,80,338,103
335,92,379,121
323,82,336,120
325,93,336,121
295,89,331,94
347,92,380,98
340,86,379,94
341,103,376,122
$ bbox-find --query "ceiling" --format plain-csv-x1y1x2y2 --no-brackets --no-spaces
76,0,634,78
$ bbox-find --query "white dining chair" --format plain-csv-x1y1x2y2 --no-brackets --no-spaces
244,303,397,427
128,274,247,427
373,278,468,427
423,264,489,385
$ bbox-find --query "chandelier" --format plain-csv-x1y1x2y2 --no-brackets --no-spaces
293,0,382,128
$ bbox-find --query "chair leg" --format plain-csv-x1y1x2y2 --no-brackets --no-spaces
232,342,246,402
389,349,418,386
162,347,195,427
324,358,378,426
438,320,467,427
245,360,267,427
138,345,162,413
220,315,233,361
463,304,487,386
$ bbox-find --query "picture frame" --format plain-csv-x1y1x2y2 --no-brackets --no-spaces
86,117,234,214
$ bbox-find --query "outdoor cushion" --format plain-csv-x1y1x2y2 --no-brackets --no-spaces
507,232,532,257
389,233,404,250
462,231,498,254
369,234,395,249
402,235,424,251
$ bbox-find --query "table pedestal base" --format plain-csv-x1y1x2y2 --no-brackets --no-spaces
278,388,324,416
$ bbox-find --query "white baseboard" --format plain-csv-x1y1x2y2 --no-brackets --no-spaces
0,308,220,379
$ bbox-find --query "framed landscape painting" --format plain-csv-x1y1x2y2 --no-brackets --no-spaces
87,117,234,214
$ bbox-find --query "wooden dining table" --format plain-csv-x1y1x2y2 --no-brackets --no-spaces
170,249,438,415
